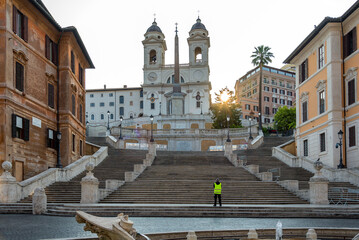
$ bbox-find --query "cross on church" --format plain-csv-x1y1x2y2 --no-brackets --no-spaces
153,13,156,22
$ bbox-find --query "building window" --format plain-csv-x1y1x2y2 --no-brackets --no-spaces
348,79,356,106
280,89,285,95
253,106,258,112
130,113,133,118
101,114,104,120
287,101,293,106
272,88,277,93
79,64,83,86
272,108,278,114
299,59,308,83
90,103,95,107
319,90,325,114
119,107,124,116
253,88,257,94
130,92,133,96
110,113,114,120
151,102,155,109
302,101,308,122
91,114,94,120
100,102,105,107
318,44,325,69
79,104,83,123
280,99,286,105
80,140,83,156
90,94,94,98
140,90,143,98
264,118,270,123
72,134,75,152
109,93,113,97
130,101,133,106
287,91,293,96
47,128,56,149
197,101,201,108
12,6,28,42
344,27,357,58
245,104,251,110
48,83,54,109
349,126,356,147
265,106,270,115
320,133,326,152
12,114,29,141
101,93,103,97
140,101,143,109
45,35,58,65
264,86,270,91
263,77,269,84
119,96,124,104
303,139,308,156
15,62,24,92
109,102,114,106
272,97,277,103
71,51,75,74
150,49,157,63
264,96,270,102
271,80,277,85
72,95,76,115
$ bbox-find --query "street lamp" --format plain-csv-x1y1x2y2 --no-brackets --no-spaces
119,116,123,140
200,101,203,115
249,111,254,140
226,115,231,142
86,121,89,137
107,111,110,131
336,130,345,169
56,131,62,168
150,115,154,142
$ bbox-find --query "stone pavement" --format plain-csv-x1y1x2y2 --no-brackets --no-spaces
1,214,359,240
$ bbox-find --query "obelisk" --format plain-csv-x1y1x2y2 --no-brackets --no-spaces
171,23,185,115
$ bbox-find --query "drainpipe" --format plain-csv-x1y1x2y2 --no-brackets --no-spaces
340,22,347,168
56,30,64,168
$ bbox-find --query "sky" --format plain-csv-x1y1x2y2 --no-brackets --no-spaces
42,0,357,97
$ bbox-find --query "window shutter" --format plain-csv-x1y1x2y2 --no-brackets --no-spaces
12,114,17,138
13,6,17,34
24,118,30,141
299,63,302,83
304,59,308,80
46,128,50,147
45,35,50,59
343,33,348,58
348,80,355,105
48,83,54,108
20,63,24,91
53,42,58,65
71,51,75,73
79,104,83,123
353,27,357,52
23,15,28,42
72,95,75,115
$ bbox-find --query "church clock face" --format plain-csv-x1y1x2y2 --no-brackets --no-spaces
147,72,157,81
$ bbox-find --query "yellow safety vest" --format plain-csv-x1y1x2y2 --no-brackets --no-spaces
214,183,222,194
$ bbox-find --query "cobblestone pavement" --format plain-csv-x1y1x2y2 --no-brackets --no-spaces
1,214,359,240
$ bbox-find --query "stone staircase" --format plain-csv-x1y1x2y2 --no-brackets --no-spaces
101,151,307,204
238,136,359,203
21,137,147,203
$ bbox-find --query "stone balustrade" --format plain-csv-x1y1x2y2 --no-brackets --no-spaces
0,146,108,203
273,140,359,187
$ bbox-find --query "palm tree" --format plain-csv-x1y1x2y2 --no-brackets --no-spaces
251,45,274,130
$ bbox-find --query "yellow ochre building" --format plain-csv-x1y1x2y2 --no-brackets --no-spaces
284,0,359,168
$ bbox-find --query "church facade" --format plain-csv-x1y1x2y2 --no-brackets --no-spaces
86,18,213,131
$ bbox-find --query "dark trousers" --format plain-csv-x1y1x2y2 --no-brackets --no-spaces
214,194,221,206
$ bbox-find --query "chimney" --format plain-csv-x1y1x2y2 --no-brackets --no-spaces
104,84,106,89
123,85,127,88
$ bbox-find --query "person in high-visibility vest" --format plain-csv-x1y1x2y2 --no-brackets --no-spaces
213,178,222,206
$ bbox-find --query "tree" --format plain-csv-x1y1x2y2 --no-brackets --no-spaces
273,106,296,132
250,45,274,130
210,87,242,129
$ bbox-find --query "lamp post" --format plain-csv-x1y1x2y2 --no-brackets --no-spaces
86,121,89,137
119,116,123,140
159,102,162,115
249,111,254,140
226,115,231,142
336,130,345,169
107,111,110,131
150,115,154,142
56,131,62,168
200,101,203,115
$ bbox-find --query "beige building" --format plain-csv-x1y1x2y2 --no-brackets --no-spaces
235,66,296,125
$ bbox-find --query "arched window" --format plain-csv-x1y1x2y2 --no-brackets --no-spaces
195,47,202,62
91,114,94,120
130,113,133,118
149,50,157,64
110,114,114,119
166,75,185,83
100,114,104,120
